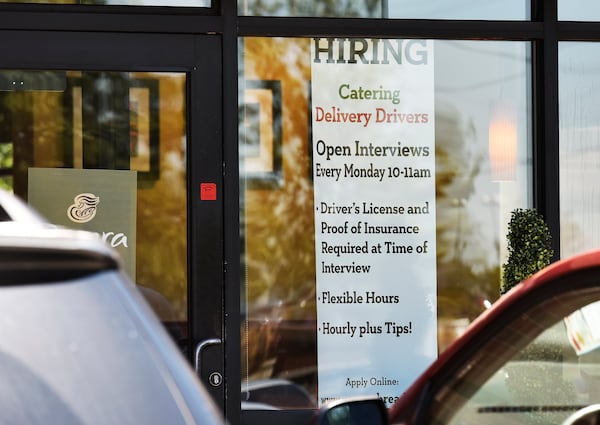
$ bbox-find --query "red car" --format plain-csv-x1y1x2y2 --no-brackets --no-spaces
313,249,600,425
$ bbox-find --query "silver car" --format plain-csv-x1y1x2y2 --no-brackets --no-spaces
0,189,225,425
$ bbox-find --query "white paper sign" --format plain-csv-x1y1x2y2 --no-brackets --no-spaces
311,38,437,406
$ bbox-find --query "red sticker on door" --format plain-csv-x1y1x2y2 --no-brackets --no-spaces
200,183,217,201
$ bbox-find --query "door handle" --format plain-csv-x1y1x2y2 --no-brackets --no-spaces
194,338,222,387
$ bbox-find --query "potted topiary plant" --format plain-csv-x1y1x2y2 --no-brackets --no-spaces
501,208,554,295
501,208,572,424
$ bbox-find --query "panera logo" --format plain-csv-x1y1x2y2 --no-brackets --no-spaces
67,193,99,224
66,192,129,248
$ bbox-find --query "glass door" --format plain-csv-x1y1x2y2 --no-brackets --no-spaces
0,31,225,409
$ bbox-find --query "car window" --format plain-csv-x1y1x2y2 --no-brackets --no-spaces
0,205,9,221
0,271,195,425
446,320,584,425
430,287,600,425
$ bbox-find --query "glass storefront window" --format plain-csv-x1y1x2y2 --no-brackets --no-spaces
387,1,529,19
559,43,600,257
0,70,188,346
238,0,529,20
0,0,210,7
239,37,531,410
559,0,600,21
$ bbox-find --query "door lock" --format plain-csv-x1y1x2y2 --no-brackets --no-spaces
208,372,223,387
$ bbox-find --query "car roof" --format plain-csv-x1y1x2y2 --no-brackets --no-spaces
389,248,600,423
0,224,121,284
0,189,48,224
0,189,122,283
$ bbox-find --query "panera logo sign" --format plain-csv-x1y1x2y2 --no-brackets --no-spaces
67,193,99,224
67,192,128,248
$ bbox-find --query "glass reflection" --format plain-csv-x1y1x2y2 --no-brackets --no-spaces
559,0,600,21
387,0,528,19
0,0,210,6
0,70,188,349
238,0,528,19
238,0,382,17
559,43,600,257
239,38,531,410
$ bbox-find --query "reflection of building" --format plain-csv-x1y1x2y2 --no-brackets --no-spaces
1,1,598,424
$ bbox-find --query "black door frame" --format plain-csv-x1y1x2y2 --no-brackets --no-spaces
0,28,232,414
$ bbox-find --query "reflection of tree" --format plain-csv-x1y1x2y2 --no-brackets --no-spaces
561,216,587,257
435,102,500,321
0,88,66,197
243,38,314,311
241,38,504,391
242,39,317,388
0,140,13,191
133,73,188,318
0,72,189,322
242,0,383,17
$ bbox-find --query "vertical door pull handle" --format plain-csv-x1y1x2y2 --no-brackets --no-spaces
194,338,222,374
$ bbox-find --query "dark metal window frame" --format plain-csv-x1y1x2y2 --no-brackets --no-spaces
233,2,556,262
231,2,576,424
0,1,595,424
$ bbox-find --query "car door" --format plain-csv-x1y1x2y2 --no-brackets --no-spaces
411,256,600,425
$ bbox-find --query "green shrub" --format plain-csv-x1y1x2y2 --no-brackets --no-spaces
501,208,553,295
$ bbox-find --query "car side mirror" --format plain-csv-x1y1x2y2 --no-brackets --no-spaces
562,404,600,425
311,396,388,425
